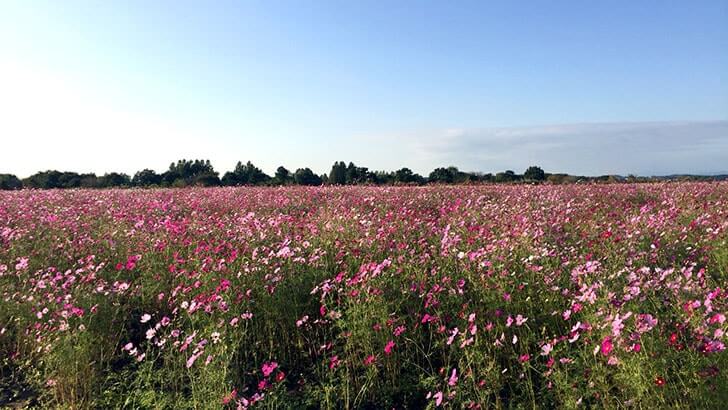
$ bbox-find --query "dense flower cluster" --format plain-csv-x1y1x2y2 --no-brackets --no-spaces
1,183,726,408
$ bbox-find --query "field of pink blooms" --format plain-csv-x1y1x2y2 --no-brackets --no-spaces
1,183,727,409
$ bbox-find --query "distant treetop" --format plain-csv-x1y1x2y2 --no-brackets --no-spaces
2,160,724,190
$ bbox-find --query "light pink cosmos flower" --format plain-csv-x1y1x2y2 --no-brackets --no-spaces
140,314,151,323
145,328,156,340
446,328,459,345
541,343,553,356
433,391,443,406
635,314,657,334
448,368,458,386
15,257,29,271
186,351,202,368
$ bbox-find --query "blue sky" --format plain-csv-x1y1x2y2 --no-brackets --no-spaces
1,1,727,177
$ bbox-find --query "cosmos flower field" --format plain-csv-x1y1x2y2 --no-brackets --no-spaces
1,184,727,408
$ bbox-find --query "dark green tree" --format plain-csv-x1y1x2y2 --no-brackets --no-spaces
524,166,546,181
222,161,270,186
328,161,347,185
0,174,22,190
274,166,293,185
495,170,521,183
193,173,221,187
98,172,131,187
428,167,456,183
132,169,163,187
393,168,425,185
293,168,322,185
163,159,218,187
79,174,99,188
23,170,63,189
449,166,473,184
345,162,372,184
57,172,83,188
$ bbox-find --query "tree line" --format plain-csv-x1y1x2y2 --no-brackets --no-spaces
1,160,725,190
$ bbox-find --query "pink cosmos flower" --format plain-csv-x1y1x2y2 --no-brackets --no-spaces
384,340,395,355
600,337,613,356
261,361,278,377
709,313,726,325
329,355,340,370
460,337,474,348
421,313,437,324
363,355,376,366
222,389,237,405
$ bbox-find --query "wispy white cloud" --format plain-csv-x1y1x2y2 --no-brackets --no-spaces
403,121,728,176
